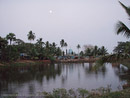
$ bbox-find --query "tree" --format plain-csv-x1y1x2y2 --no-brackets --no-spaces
77,44,81,56
51,42,57,56
36,38,44,48
60,39,65,56
64,42,68,55
60,39,65,50
85,48,92,57
80,51,84,57
45,41,50,49
6,33,16,45
100,46,108,56
114,41,130,54
52,42,57,48
14,39,24,45
56,47,62,56
27,31,36,43
116,1,130,38
0,36,8,49
93,46,98,57
0,37,8,60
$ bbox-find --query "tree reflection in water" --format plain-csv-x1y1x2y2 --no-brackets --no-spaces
0,62,129,95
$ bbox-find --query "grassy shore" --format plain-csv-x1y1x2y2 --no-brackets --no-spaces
0,58,98,66
3,88,129,98
40,88,130,98
0,60,51,67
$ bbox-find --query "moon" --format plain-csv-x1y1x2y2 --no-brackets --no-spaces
49,10,52,14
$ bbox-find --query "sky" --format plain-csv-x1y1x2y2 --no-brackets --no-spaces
0,0,130,53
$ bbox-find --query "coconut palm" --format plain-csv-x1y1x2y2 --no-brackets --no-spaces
36,38,44,48
6,33,16,45
52,42,57,48
93,45,98,57
60,39,65,56
64,42,68,55
60,39,65,50
45,41,50,49
116,1,130,38
100,46,108,56
77,44,81,56
27,31,36,43
6,33,16,60
119,1,130,16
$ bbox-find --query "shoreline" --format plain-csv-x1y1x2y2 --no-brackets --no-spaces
0,58,98,66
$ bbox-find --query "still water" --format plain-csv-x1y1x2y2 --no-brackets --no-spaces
0,63,128,95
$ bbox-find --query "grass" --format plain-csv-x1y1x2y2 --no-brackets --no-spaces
1,86,130,98
38,87,130,98
0,60,49,67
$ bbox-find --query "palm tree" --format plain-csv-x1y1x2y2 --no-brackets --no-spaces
116,1,130,38
100,46,108,56
51,42,57,56
119,1,130,16
77,44,81,56
52,42,57,48
45,41,50,49
60,39,65,50
93,45,98,57
6,33,16,45
6,33,16,60
64,42,68,55
85,48,91,57
36,38,44,48
27,31,36,43
56,47,62,56
60,39,65,56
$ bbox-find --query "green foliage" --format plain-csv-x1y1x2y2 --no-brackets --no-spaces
84,46,108,57
60,39,65,48
116,21,130,38
116,1,130,38
27,30,36,42
3,88,130,98
80,51,84,56
0,36,8,49
118,1,130,17
114,41,130,54
40,87,130,98
1,45,19,61
6,33,16,45
78,88,89,98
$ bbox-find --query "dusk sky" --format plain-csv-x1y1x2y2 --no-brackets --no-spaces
0,0,130,53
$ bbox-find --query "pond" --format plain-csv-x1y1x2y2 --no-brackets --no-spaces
0,63,129,96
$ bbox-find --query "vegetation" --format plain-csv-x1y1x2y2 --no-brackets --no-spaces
1,1,130,98
27,30,36,43
0,31,109,63
98,1,130,64
77,44,81,56
84,45,108,57
116,1,130,38
40,88,130,98
0,31,63,62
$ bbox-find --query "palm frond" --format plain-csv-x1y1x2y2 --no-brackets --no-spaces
119,1,130,17
116,21,130,38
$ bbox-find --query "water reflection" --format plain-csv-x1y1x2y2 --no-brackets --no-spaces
0,63,129,95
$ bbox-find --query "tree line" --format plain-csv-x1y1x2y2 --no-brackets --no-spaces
0,31,62,61
0,31,109,62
